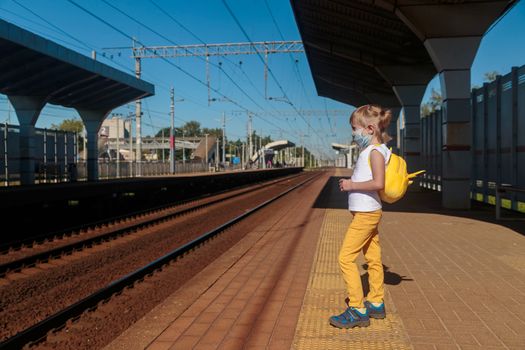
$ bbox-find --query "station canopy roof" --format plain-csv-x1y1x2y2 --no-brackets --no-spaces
331,142,352,152
265,140,296,151
250,140,295,162
0,18,154,111
290,0,438,108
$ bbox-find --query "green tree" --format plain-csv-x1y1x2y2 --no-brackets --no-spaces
155,127,171,138
51,118,84,133
202,127,222,138
156,120,203,138
182,120,201,136
421,104,432,117
261,135,273,146
249,131,273,147
483,71,500,83
429,88,442,106
420,88,442,117
51,118,85,151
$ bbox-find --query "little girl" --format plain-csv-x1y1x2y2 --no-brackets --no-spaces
329,104,392,329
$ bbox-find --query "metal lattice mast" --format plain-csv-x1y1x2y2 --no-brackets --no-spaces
107,40,305,105
130,41,303,58
133,38,142,176
104,41,306,159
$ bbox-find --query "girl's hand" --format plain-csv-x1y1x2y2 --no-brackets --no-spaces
339,178,353,192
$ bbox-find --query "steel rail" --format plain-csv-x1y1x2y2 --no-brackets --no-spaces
0,172,303,254
0,172,320,350
0,173,308,277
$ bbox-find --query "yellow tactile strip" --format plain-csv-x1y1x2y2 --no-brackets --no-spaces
292,209,412,350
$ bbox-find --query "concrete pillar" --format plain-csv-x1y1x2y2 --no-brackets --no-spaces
388,1,510,207
77,109,109,181
8,96,45,185
393,85,427,174
425,37,481,209
375,63,434,162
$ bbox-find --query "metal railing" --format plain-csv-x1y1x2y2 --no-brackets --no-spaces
419,64,525,214
495,185,525,220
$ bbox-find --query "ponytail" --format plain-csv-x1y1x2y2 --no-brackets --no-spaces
378,107,392,143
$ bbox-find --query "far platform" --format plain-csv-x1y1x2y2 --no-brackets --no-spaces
0,167,302,245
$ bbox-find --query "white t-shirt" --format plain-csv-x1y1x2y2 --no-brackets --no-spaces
348,144,391,212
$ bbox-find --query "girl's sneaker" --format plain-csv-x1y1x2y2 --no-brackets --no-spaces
364,301,386,319
329,307,370,329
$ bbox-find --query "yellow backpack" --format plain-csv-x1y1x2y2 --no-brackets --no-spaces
378,151,425,204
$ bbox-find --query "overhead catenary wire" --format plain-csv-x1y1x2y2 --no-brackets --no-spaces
146,0,287,119
12,0,136,76
65,0,249,111
99,0,269,114
0,8,91,53
8,0,214,114
222,0,325,150
65,0,299,143
221,1,323,147
6,0,317,147
11,0,94,52
140,0,308,143
21,0,231,115
263,0,314,110
102,0,301,143
1,5,230,138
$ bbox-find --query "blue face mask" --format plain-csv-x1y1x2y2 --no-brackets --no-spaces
352,128,372,149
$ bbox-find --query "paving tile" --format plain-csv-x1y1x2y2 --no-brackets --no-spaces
108,172,525,350
145,341,172,350
218,337,244,349
168,335,200,349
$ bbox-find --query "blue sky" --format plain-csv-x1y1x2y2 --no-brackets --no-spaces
0,0,524,158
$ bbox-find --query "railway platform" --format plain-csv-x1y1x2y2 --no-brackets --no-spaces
105,168,525,350
0,167,301,245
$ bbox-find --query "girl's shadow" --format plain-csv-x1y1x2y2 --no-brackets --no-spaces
345,264,412,304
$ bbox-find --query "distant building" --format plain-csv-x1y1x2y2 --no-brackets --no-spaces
99,117,130,139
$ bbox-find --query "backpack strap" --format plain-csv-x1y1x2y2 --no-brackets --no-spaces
367,144,389,168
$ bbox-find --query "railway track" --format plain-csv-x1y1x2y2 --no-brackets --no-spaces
0,172,308,276
0,171,321,349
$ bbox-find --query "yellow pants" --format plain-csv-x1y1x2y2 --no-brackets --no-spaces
338,209,384,308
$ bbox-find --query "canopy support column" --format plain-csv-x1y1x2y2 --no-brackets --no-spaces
8,96,45,185
77,109,110,181
393,85,426,175
425,37,481,209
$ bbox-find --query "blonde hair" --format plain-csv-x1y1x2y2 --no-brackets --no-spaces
350,104,392,143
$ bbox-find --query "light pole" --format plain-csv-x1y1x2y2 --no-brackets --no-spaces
241,142,245,170
222,113,226,165
259,132,263,169
215,137,219,170
116,115,120,178
204,133,209,171
170,88,175,174
229,142,232,166
247,113,253,161
182,128,186,166
215,113,232,166
127,115,134,177
170,87,184,174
